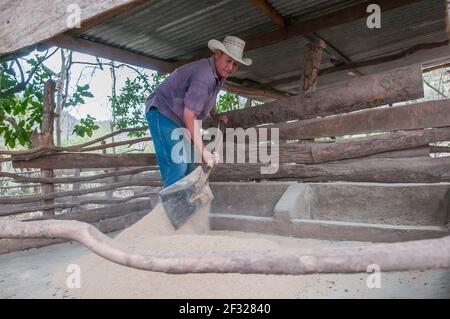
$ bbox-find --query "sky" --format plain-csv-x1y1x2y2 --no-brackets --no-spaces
32,47,156,122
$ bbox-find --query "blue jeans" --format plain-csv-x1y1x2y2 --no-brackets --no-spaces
146,107,196,188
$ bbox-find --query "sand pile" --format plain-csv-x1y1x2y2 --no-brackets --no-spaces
57,202,358,298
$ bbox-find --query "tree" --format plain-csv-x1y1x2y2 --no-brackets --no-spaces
215,92,239,113
0,49,95,149
109,72,166,138
0,51,56,148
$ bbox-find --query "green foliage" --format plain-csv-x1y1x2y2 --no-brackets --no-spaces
72,114,99,138
0,55,54,148
65,84,94,107
0,52,97,149
215,92,239,113
110,72,167,138
63,84,98,140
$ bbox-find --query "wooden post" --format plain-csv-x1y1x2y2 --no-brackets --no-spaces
302,39,326,93
102,141,115,199
39,80,56,217
300,40,325,144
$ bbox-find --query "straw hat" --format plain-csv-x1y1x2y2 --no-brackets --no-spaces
208,36,252,66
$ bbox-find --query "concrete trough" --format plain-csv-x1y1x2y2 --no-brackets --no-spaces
209,182,450,242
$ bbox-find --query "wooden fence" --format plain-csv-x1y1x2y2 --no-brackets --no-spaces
0,80,162,254
1,63,450,253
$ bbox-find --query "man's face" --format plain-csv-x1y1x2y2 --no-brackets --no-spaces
214,51,238,79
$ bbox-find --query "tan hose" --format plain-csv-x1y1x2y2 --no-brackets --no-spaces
1,220,449,274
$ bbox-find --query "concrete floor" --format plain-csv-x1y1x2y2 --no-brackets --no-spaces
1,237,449,299
0,241,89,299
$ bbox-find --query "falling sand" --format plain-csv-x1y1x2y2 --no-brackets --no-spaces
57,201,360,299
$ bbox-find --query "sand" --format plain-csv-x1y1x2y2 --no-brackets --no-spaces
56,202,362,299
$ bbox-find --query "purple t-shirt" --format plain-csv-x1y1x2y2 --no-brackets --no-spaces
145,56,224,127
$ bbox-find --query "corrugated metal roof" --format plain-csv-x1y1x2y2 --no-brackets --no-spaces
78,0,450,94
82,0,278,61
317,0,447,60
269,0,367,20
240,37,312,80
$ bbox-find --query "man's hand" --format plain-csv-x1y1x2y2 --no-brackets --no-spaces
213,114,228,125
202,149,220,167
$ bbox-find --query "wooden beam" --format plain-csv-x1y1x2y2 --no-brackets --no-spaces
12,153,157,169
0,176,160,205
67,0,152,36
302,39,326,93
309,128,450,163
0,191,159,217
304,33,364,76
228,127,450,164
40,80,56,217
0,0,150,56
306,34,348,65
0,196,135,214
41,81,56,139
44,34,173,73
0,167,156,184
227,142,429,165
320,40,449,76
0,197,151,218
171,0,420,68
248,0,286,28
446,0,450,40
271,99,450,140
342,147,429,160
33,200,151,222
210,157,450,183
223,82,289,100
206,64,423,128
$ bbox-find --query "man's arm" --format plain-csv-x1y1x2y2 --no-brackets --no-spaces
183,107,204,154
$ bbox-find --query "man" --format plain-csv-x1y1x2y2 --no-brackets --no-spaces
145,36,252,188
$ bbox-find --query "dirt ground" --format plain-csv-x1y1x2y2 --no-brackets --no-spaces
1,230,449,299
